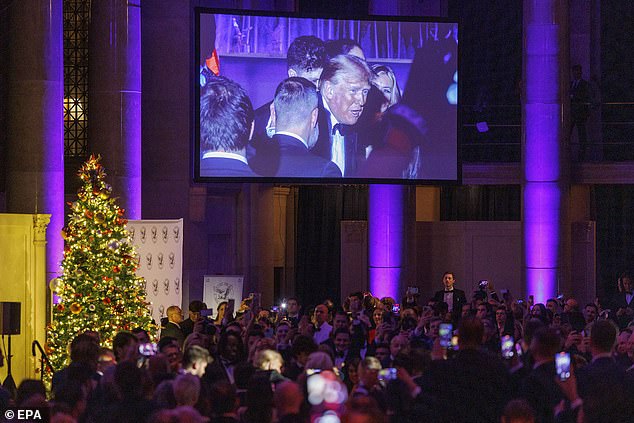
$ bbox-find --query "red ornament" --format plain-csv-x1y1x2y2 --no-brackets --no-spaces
113,266,120,273
103,298,112,304
84,210,94,219
56,304,65,311
117,209,125,216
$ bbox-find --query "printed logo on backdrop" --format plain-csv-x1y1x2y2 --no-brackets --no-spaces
127,219,184,325
203,276,244,319
214,281,233,302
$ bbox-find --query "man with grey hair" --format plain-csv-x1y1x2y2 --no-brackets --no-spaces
314,54,372,177
272,77,342,177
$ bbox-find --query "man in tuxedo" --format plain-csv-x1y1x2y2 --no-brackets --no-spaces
576,319,634,422
199,76,256,177
180,300,206,338
250,36,326,174
433,271,467,323
160,305,185,347
313,304,333,345
270,77,342,177
313,54,372,177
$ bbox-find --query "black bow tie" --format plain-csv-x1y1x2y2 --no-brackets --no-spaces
332,123,350,136
444,290,454,293
335,350,346,358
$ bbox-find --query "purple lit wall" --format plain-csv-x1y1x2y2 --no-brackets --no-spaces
523,0,567,303
6,0,64,282
89,0,142,219
368,185,405,300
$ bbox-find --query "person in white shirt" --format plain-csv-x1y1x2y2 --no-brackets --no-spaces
313,304,333,345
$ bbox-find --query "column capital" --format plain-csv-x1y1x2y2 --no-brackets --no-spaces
33,214,51,242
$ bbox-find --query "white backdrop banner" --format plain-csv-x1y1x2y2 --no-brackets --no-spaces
203,275,244,318
127,219,184,324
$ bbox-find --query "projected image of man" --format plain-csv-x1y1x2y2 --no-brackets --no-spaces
272,77,342,178
250,36,327,174
314,54,371,177
200,76,256,177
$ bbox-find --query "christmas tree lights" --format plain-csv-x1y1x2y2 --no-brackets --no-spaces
46,155,155,378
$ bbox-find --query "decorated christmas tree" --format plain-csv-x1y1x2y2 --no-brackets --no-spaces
46,155,154,376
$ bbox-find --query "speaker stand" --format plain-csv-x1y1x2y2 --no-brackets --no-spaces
2,335,16,397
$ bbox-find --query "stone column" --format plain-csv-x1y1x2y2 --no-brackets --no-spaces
523,0,569,303
6,0,64,282
89,0,142,219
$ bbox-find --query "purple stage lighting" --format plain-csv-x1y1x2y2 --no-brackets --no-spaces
523,0,565,304
369,185,405,300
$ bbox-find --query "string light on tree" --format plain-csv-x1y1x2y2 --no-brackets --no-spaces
46,155,155,380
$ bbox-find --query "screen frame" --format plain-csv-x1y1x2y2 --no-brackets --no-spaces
193,7,462,186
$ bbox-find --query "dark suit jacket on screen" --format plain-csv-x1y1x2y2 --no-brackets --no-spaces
200,156,256,178
273,133,342,178
247,101,281,176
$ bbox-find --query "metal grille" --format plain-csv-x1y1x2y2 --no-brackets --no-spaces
63,0,90,157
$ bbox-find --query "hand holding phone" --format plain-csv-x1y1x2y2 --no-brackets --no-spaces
378,367,398,381
501,335,514,359
439,323,453,348
226,299,235,318
556,352,571,381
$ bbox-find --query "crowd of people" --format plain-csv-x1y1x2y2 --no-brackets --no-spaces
3,271,634,422
199,36,426,180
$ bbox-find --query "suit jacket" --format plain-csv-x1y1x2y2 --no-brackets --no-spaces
160,321,185,346
570,79,591,122
433,288,468,318
200,157,256,178
247,100,282,176
576,356,634,423
180,318,194,337
610,292,634,328
419,348,511,423
273,134,342,178
612,291,634,310
520,361,564,423
312,97,363,177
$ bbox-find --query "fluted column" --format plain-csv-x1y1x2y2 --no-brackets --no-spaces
89,0,142,218
7,0,64,282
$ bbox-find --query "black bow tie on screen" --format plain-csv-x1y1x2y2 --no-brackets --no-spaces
444,290,454,293
332,123,350,136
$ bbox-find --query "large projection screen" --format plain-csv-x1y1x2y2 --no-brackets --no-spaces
194,9,459,184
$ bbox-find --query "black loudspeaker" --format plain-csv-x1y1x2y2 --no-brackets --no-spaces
0,302,20,335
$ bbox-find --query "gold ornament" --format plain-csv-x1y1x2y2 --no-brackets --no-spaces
94,212,105,224
70,303,82,314
99,191,110,200
49,278,62,292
